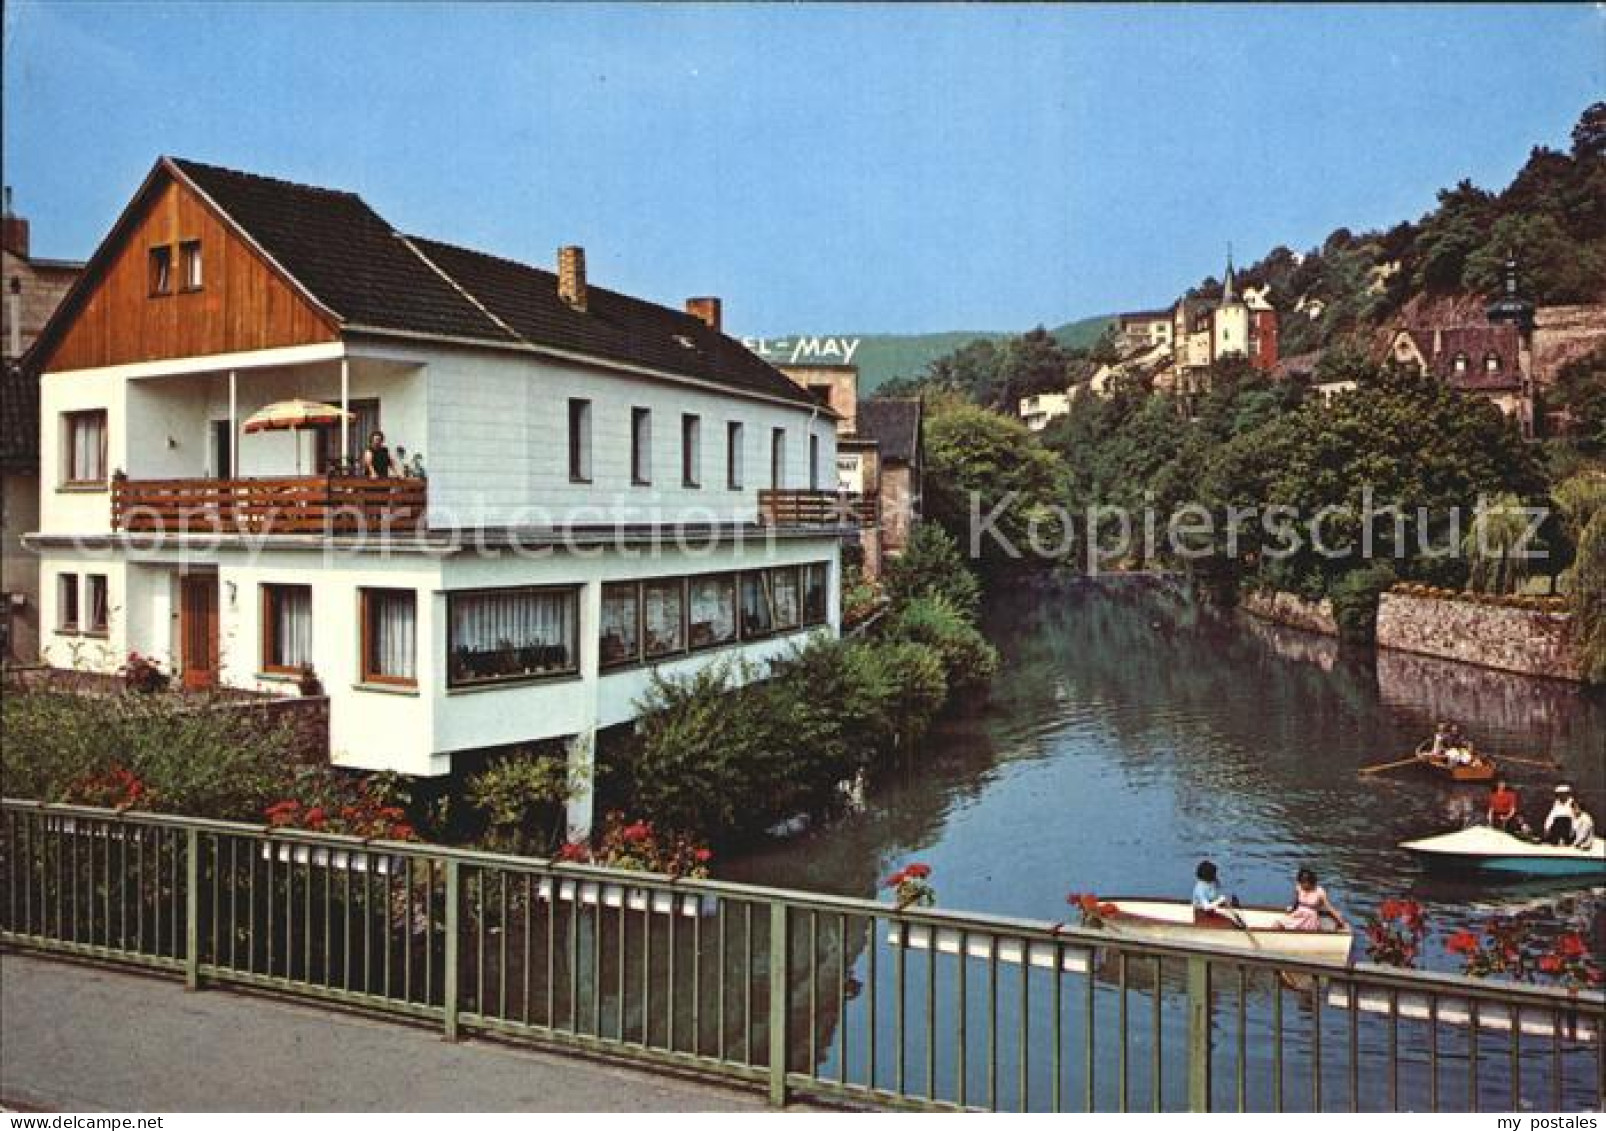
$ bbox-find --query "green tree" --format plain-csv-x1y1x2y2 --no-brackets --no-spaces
882,522,982,618
1462,492,1535,595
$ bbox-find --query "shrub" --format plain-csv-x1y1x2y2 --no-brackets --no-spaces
1329,563,1397,645
463,750,572,855
264,767,417,840
560,812,713,877
883,524,982,620
884,595,999,698
1,691,303,819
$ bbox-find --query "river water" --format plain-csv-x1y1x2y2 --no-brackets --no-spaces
725,578,1606,973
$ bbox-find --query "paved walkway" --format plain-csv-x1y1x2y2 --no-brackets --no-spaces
1,952,781,1112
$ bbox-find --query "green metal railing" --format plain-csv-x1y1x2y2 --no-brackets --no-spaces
2,798,1602,1111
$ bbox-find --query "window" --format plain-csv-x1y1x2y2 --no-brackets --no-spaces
631,408,652,485
809,434,821,491
1453,353,1469,374
807,383,833,408
688,574,738,649
601,582,642,668
771,428,787,487
57,574,80,632
179,240,203,291
568,399,593,483
261,584,312,672
739,571,773,638
802,562,829,626
148,245,172,295
726,422,744,490
360,589,416,686
681,414,701,488
448,586,578,687
63,410,107,485
86,574,110,635
771,566,801,631
1484,353,1502,373
643,579,685,658
315,398,378,473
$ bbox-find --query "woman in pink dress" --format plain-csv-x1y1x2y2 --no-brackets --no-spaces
1278,868,1349,932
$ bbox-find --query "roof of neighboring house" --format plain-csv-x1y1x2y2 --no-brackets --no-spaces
0,362,40,472
1395,324,1523,391
1118,309,1172,325
39,157,815,408
856,398,922,464
1271,349,1324,380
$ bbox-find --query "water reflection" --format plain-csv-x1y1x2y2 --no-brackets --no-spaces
725,579,1606,971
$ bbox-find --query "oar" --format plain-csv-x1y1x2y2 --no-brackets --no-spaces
1359,756,1422,776
1223,908,1263,951
1492,753,1562,769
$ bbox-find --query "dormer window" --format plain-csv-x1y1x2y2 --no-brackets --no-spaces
1452,353,1469,374
148,245,172,295
180,240,203,291
1484,353,1501,373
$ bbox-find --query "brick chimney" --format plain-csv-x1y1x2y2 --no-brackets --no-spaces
557,245,587,312
2,187,29,260
685,296,722,332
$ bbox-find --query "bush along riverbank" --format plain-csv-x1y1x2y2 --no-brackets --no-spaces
596,523,998,850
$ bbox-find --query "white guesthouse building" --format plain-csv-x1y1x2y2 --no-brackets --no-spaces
25,158,846,832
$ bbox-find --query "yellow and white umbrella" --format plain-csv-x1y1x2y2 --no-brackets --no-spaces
241,399,353,473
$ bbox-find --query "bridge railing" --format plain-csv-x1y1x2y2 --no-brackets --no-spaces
2,799,1600,1112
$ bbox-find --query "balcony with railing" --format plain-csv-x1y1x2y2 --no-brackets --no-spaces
111,474,427,536
757,489,876,529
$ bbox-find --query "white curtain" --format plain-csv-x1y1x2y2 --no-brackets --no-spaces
71,414,105,482
644,581,684,656
688,576,736,645
772,567,801,629
740,572,772,637
451,589,575,669
600,585,640,664
371,590,416,680
87,575,109,633
271,586,312,667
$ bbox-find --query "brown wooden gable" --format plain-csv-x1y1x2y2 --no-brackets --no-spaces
40,165,338,372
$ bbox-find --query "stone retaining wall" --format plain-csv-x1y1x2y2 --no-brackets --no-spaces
1240,589,1339,637
1375,591,1581,683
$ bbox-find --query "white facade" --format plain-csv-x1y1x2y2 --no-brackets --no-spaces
32,334,843,831
1018,391,1071,431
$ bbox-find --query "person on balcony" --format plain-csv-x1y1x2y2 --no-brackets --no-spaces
362,430,395,478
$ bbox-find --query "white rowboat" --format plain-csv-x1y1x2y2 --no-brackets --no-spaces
1098,899,1355,965
1400,826,1606,879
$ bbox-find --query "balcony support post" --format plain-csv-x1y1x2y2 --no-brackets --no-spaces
339,357,350,470
227,370,238,478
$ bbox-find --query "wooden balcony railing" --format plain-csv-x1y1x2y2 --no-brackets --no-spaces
111,475,427,535
758,488,876,528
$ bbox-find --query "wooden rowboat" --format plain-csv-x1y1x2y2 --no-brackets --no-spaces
1400,826,1606,879
1097,899,1355,965
1411,740,1497,783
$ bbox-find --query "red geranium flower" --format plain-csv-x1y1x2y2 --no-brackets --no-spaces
1557,933,1588,959
1539,955,1563,975
1446,930,1478,955
693,847,713,864
883,869,908,889
1078,893,1100,914
903,863,932,879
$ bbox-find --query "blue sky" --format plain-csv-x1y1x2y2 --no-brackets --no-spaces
3,2,1601,336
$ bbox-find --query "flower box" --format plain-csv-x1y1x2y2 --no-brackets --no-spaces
534,877,704,919
885,922,1092,973
1324,984,1598,1043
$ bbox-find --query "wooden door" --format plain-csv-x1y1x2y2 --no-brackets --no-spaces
180,574,219,690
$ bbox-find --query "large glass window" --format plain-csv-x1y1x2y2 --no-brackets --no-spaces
448,587,578,687
600,583,641,668
688,574,738,649
643,579,685,658
361,588,416,686
262,584,312,672
63,410,107,485
802,562,829,626
180,240,203,291
148,245,172,295
739,571,773,638
772,566,801,630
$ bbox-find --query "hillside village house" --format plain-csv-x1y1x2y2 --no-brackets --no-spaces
25,157,846,833
3,187,85,661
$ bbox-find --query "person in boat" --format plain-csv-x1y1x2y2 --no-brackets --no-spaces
1277,868,1349,933
1543,785,1577,846
1192,860,1238,924
1428,721,1454,757
1573,805,1596,850
1487,779,1521,831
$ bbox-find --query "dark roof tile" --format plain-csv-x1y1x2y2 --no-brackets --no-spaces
856,398,922,463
